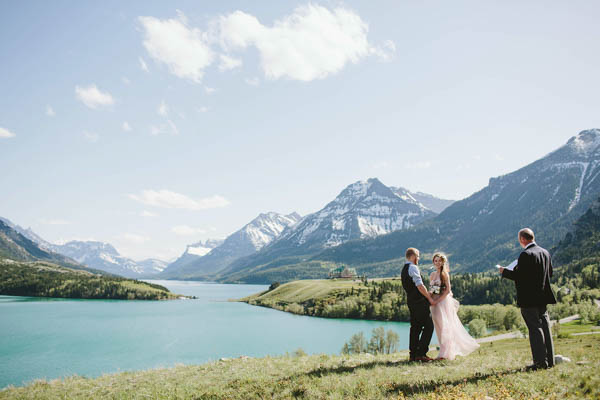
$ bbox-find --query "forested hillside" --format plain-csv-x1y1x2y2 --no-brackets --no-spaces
0,259,181,300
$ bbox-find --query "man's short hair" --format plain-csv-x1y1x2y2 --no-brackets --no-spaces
518,228,535,242
406,247,420,259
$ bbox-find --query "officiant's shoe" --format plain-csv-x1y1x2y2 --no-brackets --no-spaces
524,364,547,371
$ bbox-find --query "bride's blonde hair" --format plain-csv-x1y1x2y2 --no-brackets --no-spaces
433,252,450,281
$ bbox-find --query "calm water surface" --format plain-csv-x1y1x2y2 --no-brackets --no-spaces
0,280,415,388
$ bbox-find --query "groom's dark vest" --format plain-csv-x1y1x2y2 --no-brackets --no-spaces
401,262,427,305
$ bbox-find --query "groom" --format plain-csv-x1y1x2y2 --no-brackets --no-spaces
499,228,557,370
401,247,435,362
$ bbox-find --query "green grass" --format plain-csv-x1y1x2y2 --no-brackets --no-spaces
2,335,599,399
241,279,365,304
558,320,600,335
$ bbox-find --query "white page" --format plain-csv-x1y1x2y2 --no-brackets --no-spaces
496,259,518,270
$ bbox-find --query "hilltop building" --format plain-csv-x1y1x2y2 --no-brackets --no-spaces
328,265,358,279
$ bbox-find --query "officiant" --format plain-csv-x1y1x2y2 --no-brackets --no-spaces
499,228,556,370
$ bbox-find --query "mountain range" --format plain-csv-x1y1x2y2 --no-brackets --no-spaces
3,128,597,284
216,128,600,283
214,178,444,281
159,212,302,279
0,219,108,274
0,217,168,278
46,241,169,278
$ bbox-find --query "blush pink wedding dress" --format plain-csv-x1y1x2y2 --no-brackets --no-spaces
430,272,480,360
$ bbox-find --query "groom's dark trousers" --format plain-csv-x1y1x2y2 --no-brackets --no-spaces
502,243,557,368
407,302,434,358
402,262,433,359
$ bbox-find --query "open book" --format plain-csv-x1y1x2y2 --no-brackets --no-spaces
496,259,517,271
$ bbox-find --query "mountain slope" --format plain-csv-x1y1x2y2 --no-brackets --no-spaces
159,212,301,279
316,129,600,272
393,189,455,214
219,178,437,280
551,195,600,288
0,219,83,269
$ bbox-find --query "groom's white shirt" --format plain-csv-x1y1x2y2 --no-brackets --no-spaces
407,262,423,286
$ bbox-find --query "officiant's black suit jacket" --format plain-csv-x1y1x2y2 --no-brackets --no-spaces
502,243,557,307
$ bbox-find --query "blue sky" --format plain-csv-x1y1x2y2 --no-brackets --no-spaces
1,1,599,260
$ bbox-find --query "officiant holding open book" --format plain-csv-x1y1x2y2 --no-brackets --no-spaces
498,228,557,370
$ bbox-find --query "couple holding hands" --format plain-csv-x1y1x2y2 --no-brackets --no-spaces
401,228,556,369
401,248,479,362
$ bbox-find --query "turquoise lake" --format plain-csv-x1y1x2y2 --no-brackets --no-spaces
0,280,417,388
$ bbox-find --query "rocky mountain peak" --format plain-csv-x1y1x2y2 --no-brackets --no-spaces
566,129,600,156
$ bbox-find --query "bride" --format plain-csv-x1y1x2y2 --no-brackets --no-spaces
429,253,479,360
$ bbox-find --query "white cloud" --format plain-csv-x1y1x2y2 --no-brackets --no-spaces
83,131,99,143
150,119,178,136
46,105,55,117
245,77,259,86
495,154,504,161
205,86,216,94
118,233,150,244
122,121,132,132
0,127,16,138
171,225,207,236
218,4,372,81
140,210,158,217
138,12,214,82
139,57,149,72
198,106,209,113
128,189,230,210
75,84,115,109
219,54,242,71
158,100,169,116
40,218,70,225
122,76,131,85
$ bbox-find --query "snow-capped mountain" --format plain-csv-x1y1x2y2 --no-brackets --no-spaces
218,178,439,280
159,212,301,279
136,258,169,275
273,178,435,249
165,239,225,275
47,241,167,278
186,239,225,257
316,128,600,273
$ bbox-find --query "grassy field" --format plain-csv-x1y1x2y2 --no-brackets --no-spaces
558,320,600,335
241,279,365,304
1,335,599,399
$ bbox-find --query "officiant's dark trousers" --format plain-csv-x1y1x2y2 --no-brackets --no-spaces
521,306,554,368
408,301,434,358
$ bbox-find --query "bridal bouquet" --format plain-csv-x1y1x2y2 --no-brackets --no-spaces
429,285,441,295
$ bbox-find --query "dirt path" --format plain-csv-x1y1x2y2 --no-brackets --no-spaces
476,331,523,343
